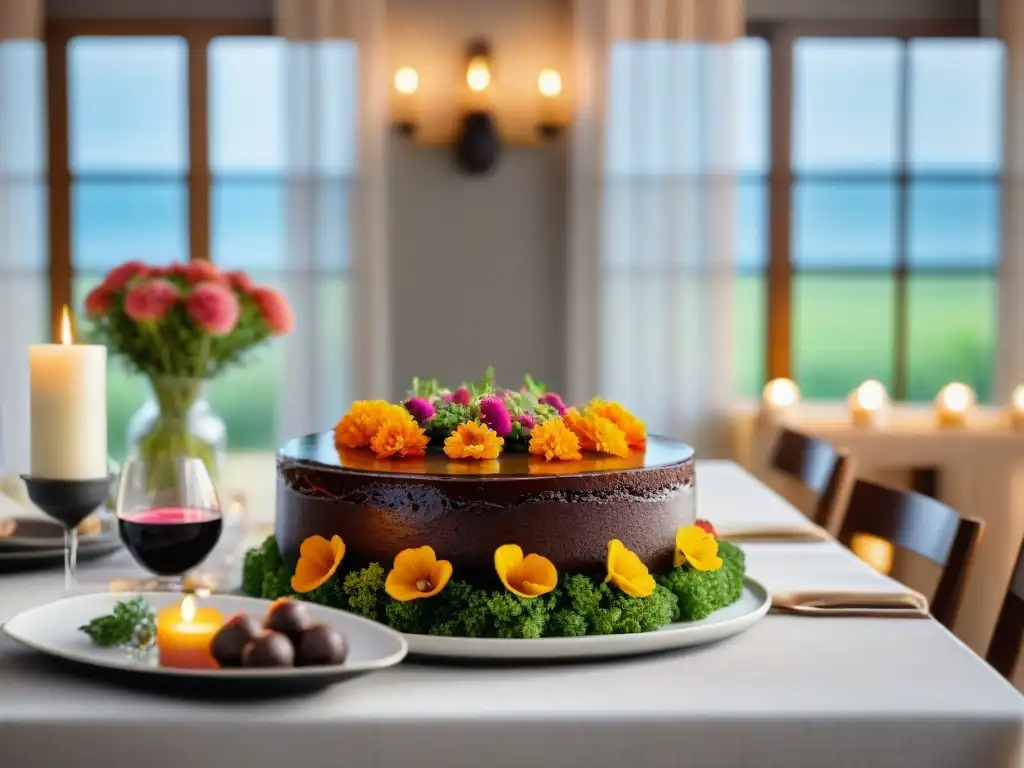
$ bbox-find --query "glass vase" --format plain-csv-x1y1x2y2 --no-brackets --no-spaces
125,375,227,492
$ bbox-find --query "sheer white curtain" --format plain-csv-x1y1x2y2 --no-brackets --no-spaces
992,0,1024,402
274,0,390,440
0,1,45,474
569,0,744,457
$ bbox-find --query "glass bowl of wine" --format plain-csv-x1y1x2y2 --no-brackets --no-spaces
115,456,223,591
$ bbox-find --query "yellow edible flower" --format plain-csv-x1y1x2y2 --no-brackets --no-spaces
674,525,723,571
369,411,430,459
385,546,453,601
444,421,504,460
528,417,582,461
494,544,558,598
291,535,346,593
588,399,647,450
564,408,629,458
604,539,656,598
334,400,406,449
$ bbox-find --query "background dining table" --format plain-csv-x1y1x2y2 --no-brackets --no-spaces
0,459,1021,767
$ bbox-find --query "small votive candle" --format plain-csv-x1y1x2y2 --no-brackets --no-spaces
156,595,224,670
935,382,975,429
761,378,800,423
847,379,890,428
1009,385,1024,430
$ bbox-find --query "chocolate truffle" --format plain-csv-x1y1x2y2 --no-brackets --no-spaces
295,623,348,667
210,613,262,668
264,598,312,644
241,630,295,668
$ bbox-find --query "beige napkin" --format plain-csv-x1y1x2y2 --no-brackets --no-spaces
717,524,831,543
770,589,930,619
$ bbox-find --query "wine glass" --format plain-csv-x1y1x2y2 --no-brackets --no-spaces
115,456,223,592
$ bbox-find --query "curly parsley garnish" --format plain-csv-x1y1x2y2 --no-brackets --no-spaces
79,597,157,648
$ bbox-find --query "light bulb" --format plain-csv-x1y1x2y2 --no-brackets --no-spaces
466,56,490,92
763,378,799,409
394,66,419,95
538,69,562,98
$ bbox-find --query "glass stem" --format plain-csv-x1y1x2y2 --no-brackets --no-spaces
64,527,79,595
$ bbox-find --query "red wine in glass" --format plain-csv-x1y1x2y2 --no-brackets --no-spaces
118,507,223,576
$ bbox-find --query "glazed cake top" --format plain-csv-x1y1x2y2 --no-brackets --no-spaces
278,432,694,479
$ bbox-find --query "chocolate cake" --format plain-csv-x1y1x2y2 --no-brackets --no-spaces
275,432,696,578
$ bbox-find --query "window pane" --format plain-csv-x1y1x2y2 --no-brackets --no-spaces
735,274,764,397
72,181,187,270
909,40,1003,172
794,274,895,397
908,182,999,268
211,181,285,270
907,275,995,402
735,38,769,175
208,345,281,451
209,37,285,173
316,277,351,421
69,37,187,172
0,41,45,175
794,39,901,172
792,181,897,268
737,178,767,271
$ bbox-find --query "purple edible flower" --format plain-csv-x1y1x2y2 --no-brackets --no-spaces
539,392,567,415
441,391,454,404
452,387,471,406
479,395,513,437
404,396,435,424
515,412,536,430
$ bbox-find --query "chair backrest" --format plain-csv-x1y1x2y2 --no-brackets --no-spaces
769,427,855,532
839,479,984,629
986,536,1024,679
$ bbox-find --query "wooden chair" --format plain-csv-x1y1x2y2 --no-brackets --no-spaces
769,427,856,532
986,536,1024,679
838,479,984,629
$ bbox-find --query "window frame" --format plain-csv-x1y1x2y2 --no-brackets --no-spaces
758,17,991,400
44,17,273,341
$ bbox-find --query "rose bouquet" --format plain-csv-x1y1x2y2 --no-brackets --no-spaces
85,259,293,488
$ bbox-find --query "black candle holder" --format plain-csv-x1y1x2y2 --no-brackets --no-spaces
21,476,111,594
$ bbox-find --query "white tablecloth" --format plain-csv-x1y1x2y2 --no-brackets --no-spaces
0,460,1021,768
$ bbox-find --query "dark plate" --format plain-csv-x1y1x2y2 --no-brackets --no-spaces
0,536,123,574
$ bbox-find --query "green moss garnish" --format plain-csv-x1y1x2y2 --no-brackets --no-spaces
241,536,745,638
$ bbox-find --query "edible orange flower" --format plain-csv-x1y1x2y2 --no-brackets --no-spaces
564,408,629,458
335,400,403,449
291,534,346,593
674,525,723,571
589,399,647,450
385,545,453,601
494,544,559,598
605,539,656,597
370,411,429,459
528,417,582,461
444,421,504,460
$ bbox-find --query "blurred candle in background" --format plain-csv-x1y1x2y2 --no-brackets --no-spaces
537,68,562,135
761,378,800,423
393,66,419,134
28,307,107,479
934,382,975,429
1009,385,1024,429
848,379,890,428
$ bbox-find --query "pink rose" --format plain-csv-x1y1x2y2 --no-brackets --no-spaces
124,279,180,322
183,260,221,284
187,282,240,335
251,286,294,336
225,270,255,293
104,260,147,291
83,284,113,318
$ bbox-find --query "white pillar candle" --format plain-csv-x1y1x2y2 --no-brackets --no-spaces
28,307,107,479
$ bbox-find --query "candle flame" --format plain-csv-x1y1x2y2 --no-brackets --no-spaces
1012,385,1024,412
180,595,196,623
763,378,799,408
854,379,887,411
538,69,562,98
59,305,73,346
467,57,490,92
939,382,974,413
